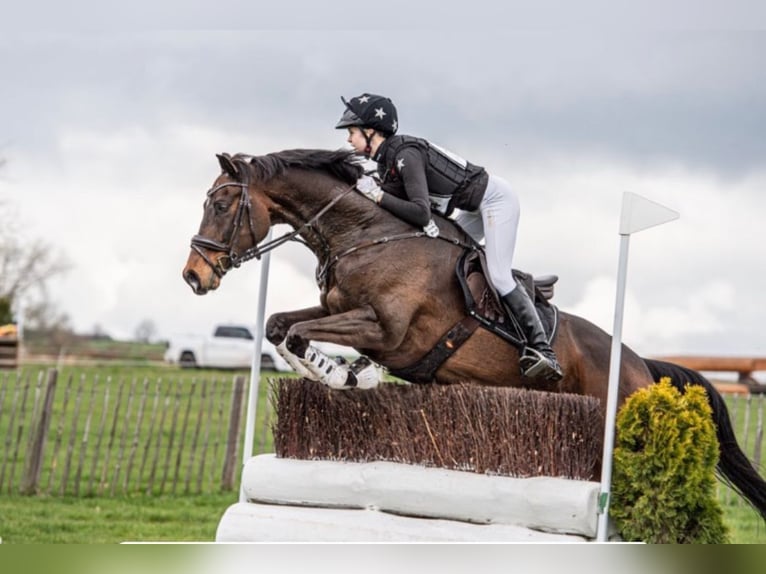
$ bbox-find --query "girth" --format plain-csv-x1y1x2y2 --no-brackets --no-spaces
388,316,481,384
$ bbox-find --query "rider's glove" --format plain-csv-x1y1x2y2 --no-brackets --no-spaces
423,219,440,238
355,175,383,204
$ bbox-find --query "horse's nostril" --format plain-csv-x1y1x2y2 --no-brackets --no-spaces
184,269,202,293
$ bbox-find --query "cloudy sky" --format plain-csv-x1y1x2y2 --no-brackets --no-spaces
1,23,765,361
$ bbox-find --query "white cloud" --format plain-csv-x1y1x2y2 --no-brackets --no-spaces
566,275,738,357
2,31,765,363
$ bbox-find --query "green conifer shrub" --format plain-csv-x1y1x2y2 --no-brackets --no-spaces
0,297,12,325
610,378,728,543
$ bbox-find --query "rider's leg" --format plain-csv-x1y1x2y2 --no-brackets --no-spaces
452,208,484,244
501,287,563,382
480,174,563,382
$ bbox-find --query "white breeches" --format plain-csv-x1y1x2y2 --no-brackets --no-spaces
452,174,520,296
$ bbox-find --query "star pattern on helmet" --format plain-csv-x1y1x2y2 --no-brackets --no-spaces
392,119,398,132
357,95,370,104
374,107,387,119
397,158,406,171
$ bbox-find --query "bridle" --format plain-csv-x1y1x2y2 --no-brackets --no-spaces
190,174,357,278
190,171,476,286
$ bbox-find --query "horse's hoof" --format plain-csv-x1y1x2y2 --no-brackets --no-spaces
285,334,308,358
265,317,287,344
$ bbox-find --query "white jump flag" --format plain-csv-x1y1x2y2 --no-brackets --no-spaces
619,191,680,235
596,192,679,542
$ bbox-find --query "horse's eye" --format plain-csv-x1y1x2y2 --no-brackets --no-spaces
213,201,228,214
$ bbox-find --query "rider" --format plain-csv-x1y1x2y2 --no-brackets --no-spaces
335,92,563,383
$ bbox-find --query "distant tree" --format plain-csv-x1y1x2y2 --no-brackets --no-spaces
23,302,75,353
90,323,111,340
23,298,71,332
0,195,72,330
134,319,157,343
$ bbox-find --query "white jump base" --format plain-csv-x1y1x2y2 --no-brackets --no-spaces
216,454,610,542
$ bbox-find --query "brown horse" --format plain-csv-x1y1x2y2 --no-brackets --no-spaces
182,148,766,520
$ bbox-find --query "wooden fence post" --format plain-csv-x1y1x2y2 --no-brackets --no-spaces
221,376,246,491
20,369,58,494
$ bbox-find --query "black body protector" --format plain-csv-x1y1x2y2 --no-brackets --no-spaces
376,136,563,384
373,135,489,220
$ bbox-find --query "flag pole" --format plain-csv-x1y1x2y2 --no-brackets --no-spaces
240,229,273,503
596,193,678,541
596,233,630,541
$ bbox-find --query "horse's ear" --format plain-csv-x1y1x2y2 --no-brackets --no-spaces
233,158,251,179
217,153,239,178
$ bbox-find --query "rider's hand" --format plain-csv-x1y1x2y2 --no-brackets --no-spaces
356,175,383,204
423,219,440,238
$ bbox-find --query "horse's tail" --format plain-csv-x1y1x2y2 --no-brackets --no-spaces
643,358,766,522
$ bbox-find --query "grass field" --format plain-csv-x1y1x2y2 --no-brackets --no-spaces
0,492,237,543
0,491,763,543
722,500,766,544
1,360,765,543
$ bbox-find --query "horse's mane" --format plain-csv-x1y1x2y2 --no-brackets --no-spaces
233,149,364,185
228,148,471,245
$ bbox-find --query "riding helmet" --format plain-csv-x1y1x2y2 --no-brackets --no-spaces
335,93,398,135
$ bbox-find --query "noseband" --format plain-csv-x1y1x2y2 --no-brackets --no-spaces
190,176,356,278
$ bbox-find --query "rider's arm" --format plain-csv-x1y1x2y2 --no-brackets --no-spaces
379,148,431,227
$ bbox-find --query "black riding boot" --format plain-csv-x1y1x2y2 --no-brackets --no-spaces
502,288,563,382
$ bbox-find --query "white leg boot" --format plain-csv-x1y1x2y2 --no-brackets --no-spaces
276,340,317,380
300,345,352,389
348,356,384,390
300,347,384,390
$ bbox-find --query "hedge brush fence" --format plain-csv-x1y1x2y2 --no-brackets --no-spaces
271,379,603,480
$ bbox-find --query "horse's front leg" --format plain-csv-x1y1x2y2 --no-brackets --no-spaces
266,306,330,380
285,305,393,390
266,305,329,344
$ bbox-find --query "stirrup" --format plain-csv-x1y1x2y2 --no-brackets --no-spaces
519,348,563,382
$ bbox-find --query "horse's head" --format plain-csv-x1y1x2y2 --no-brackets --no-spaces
183,153,271,294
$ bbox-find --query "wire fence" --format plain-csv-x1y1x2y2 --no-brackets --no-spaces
0,367,763,500
0,368,275,496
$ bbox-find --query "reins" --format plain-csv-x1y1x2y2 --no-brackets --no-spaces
191,172,476,286
249,183,357,259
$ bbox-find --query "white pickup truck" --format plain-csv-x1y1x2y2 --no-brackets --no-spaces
164,324,292,371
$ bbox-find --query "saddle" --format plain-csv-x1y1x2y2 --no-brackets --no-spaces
456,249,559,349
388,248,560,384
